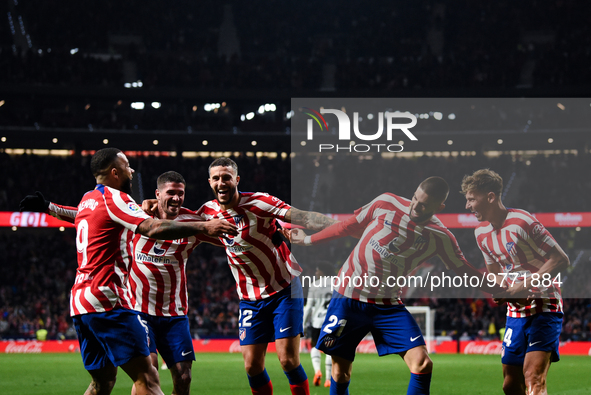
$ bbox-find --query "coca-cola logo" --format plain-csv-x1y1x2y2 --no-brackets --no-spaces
463,341,503,355
4,341,44,353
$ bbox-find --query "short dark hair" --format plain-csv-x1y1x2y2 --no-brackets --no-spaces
419,176,449,203
90,147,122,177
460,169,503,197
157,171,186,189
208,157,238,176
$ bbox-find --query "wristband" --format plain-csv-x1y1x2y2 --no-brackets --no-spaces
303,235,312,246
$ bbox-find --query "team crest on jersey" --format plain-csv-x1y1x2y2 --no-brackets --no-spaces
323,336,336,348
239,329,246,341
128,202,142,213
413,236,428,250
505,263,514,272
224,236,235,246
506,242,517,256
233,215,244,226
532,223,545,240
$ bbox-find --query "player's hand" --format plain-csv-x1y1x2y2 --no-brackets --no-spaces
204,219,238,237
492,297,506,305
278,228,292,241
142,199,159,217
19,191,50,212
290,228,308,245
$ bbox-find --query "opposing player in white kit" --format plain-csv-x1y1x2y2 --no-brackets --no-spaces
20,148,237,395
461,169,569,395
290,177,501,395
302,261,335,388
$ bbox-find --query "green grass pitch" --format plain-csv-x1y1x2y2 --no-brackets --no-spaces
1,353,590,394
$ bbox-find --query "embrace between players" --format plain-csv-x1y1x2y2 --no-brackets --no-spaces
20,148,568,395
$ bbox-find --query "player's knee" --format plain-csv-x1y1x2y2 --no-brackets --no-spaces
410,353,433,374
278,354,299,372
244,360,265,376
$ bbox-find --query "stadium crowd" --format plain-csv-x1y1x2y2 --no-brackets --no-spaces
1,153,589,342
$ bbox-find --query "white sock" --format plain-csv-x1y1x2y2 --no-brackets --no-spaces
311,347,321,373
325,354,332,379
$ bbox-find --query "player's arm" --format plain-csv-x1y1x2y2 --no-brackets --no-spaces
285,207,337,231
290,214,365,246
437,232,504,294
137,217,237,240
19,191,77,224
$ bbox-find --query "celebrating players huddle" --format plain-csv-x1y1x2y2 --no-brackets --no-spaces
20,149,569,395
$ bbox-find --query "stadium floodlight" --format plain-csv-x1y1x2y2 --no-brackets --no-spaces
151,102,161,109
258,105,265,114
202,140,208,146
1,137,6,142
131,102,145,110
103,139,109,145
447,140,453,145
240,114,246,121
251,140,257,146
70,48,78,55
246,112,255,120
433,112,443,120
124,83,131,88
448,113,456,120
548,138,554,143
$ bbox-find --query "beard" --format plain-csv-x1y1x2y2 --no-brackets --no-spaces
215,185,237,205
120,178,133,195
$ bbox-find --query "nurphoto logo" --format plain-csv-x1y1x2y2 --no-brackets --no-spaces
303,107,418,153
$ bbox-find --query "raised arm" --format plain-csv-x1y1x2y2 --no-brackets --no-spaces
19,191,77,224
290,214,365,246
284,207,337,231
137,217,237,240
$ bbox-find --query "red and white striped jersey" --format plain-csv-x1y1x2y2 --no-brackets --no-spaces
474,208,562,317
129,208,222,316
70,185,150,316
195,192,301,301
310,193,474,305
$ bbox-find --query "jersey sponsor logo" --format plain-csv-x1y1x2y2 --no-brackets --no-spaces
152,242,166,256
506,242,517,256
227,244,253,253
79,199,99,212
135,252,173,264
413,235,428,250
388,237,401,253
239,328,246,341
368,238,403,268
127,202,142,213
384,219,395,228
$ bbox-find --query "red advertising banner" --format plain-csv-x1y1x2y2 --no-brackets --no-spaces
0,211,74,228
2,211,590,229
3,339,590,356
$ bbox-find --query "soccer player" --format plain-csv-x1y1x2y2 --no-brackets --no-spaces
20,148,237,395
302,261,335,388
461,169,569,395
289,177,499,395
170,157,336,395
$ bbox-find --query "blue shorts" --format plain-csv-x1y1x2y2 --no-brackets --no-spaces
141,314,194,366
238,279,304,345
502,313,562,366
317,293,425,362
73,308,151,371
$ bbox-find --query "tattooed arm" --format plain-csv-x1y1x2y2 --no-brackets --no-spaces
284,207,337,231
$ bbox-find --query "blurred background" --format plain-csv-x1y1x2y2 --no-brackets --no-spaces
0,1,589,344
